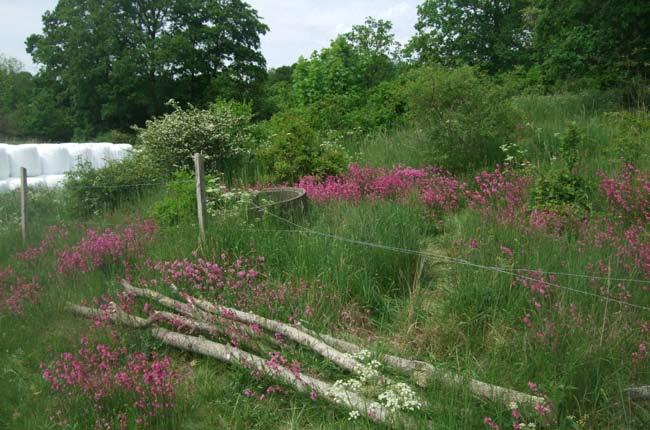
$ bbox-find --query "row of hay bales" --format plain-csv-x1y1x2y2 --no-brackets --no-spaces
0,143,132,192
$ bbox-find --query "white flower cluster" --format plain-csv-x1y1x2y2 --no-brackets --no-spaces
377,382,423,413
348,410,360,421
499,141,530,168
349,350,382,383
350,349,372,362
205,176,259,216
327,350,422,420
327,378,363,403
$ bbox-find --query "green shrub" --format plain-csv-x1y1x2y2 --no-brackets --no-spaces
150,171,197,226
63,150,162,217
134,99,258,174
532,169,592,212
257,110,349,183
400,65,516,172
152,171,264,226
604,109,649,166
559,122,581,171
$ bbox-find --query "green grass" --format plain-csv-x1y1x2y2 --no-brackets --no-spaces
1,92,648,429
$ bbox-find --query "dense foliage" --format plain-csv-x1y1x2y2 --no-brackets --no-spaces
134,100,258,173
2,0,648,142
21,0,268,139
63,152,162,217
0,2,649,428
407,0,533,73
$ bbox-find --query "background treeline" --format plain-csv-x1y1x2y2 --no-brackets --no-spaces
0,0,648,147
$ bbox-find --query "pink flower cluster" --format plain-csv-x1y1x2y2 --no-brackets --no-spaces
0,266,41,315
16,225,69,262
598,163,649,222
298,164,465,213
529,209,568,236
144,252,310,315
42,337,176,426
515,271,557,299
467,166,532,223
588,220,649,278
57,221,157,275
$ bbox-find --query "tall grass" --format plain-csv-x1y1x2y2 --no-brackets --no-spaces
0,92,648,429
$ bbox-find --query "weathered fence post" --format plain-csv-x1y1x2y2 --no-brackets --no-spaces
194,153,207,243
20,166,27,245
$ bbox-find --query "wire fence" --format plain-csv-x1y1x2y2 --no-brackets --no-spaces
259,210,650,312
3,168,648,312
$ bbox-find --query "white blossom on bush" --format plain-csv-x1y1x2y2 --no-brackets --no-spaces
134,99,257,172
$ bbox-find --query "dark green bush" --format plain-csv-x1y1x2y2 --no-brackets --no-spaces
63,151,162,217
400,65,517,172
257,110,349,183
532,169,592,212
150,171,197,226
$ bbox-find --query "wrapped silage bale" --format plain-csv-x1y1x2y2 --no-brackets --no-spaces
6,177,22,191
27,176,48,188
7,144,42,177
67,143,94,168
0,179,9,193
87,142,114,168
108,143,132,161
39,144,74,175
45,174,67,188
0,144,10,179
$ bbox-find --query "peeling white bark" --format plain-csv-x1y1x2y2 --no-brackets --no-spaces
122,281,366,376
66,303,390,423
299,328,546,407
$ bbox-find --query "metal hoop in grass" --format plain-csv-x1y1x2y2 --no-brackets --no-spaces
248,187,309,219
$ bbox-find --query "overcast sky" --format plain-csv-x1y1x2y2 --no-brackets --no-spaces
0,0,420,73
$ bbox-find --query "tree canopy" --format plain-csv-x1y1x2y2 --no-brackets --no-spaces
292,18,400,105
531,0,650,86
26,0,268,138
407,0,532,74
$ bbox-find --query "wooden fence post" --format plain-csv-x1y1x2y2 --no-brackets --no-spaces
20,167,27,245
194,153,207,243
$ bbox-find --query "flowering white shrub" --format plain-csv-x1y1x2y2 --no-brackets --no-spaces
205,176,260,216
326,349,423,420
377,382,422,413
135,99,258,173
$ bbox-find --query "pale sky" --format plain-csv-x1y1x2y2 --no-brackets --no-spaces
0,0,420,73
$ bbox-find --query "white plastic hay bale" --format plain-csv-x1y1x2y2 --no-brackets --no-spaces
27,176,48,188
0,144,9,179
44,174,67,188
7,144,42,177
6,177,22,191
39,144,74,175
108,143,132,161
87,142,115,168
67,144,94,168
0,179,9,193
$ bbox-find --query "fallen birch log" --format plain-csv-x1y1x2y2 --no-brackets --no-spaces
298,328,546,407
624,386,650,402
122,281,366,376
121,280,280,348
119,282,542,410
66,303,390,423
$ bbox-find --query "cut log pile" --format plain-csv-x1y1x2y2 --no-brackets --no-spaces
66,279,549,425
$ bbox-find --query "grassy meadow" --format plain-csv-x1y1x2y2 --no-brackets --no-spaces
0,93,648,430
